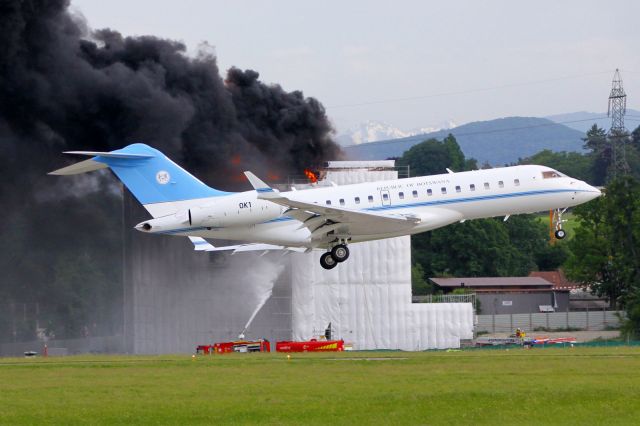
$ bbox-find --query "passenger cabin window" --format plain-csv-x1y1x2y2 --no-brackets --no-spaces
427,189,433,196
441,187,447,194
339,198,345,206
412,190,418,198
355,196,360,204
514,179,520,186
368,195,374,203
542,171,562,179
326,200,331,205
470,184,476,191
455,185,461,193
484,182,490,190
498,181,504,188
382,193,389,201
398,192,404,199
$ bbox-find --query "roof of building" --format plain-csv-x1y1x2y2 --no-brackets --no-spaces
429,277,554,288
324,160,396,169
528,270,582,290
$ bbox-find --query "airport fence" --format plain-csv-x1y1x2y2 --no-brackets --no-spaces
476,310,623,334
464,340,640,351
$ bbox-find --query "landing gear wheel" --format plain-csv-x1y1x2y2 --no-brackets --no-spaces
331,244,350,262
554,229,566,240
320,252,338,270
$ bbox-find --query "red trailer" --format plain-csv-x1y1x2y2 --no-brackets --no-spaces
276,339,345,352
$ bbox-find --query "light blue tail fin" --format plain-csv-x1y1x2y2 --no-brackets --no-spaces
50,143,231,216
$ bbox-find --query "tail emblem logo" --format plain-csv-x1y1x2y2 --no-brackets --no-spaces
156,170,170,185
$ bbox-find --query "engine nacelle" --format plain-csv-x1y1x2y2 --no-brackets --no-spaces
135,199,282,232
189,201,281,228
135,210,190,232
188,206,223,228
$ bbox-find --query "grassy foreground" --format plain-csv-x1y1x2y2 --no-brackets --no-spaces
1,347,639,425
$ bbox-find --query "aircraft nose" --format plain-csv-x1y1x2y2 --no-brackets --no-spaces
582,183,602,201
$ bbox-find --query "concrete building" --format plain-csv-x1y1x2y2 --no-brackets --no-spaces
430,277,570,315
528,270,610,311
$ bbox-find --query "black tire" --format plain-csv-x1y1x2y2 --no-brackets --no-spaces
555,229,566,240
331,244,350,262
320,252,338,269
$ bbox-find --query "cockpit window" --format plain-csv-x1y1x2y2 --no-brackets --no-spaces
542,170,563,179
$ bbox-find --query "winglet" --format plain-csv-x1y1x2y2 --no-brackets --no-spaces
244,171,272,191
244,171,280,197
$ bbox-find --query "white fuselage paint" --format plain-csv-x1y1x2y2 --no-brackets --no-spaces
140,165,601,248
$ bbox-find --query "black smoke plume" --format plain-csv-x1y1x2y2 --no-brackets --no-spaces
0,0,340,341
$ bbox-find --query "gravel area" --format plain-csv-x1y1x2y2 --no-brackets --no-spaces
481,330,620,342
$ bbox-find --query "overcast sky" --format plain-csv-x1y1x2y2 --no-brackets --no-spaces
72,0,640,133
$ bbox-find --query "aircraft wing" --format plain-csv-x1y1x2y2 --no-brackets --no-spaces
188,237,306,254
243,172,420,241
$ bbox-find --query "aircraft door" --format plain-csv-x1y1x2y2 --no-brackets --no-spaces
380,190,391,206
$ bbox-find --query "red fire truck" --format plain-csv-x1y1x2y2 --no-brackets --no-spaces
197,339,271,354
215,339,271,353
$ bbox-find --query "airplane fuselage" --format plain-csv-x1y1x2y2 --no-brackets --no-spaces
138,164,601,248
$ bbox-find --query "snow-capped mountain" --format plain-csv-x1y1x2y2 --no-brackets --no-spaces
337,120,457,146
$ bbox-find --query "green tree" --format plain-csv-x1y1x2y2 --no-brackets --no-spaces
396,138,452,176
397,134,475,177
443,134,466,171
565,176,640,320
583,124,609,185
411,263,432,295
519,150,594,183
412,216,549,281
535,243,570,271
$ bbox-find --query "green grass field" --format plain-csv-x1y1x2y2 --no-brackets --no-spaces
1,347,639,425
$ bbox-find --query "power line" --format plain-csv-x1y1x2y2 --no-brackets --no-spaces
328,70,614,109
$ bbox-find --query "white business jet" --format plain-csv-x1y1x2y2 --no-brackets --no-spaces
50,143,601,269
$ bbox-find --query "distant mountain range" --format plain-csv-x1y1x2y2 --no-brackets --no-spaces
343,116,587,166
336,120,457,146
545,109,640,133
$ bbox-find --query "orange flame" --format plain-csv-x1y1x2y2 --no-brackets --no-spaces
230,154,242,166
304,169,318,184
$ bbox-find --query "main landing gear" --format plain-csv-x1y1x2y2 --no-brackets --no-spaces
551,208,568,240
320,243,350,270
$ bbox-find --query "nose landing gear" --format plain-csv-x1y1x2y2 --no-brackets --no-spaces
551,208,568,240
320,243,350,269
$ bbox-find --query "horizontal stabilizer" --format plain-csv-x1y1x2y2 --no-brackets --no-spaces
188,236,216,251
48,159,108,175
49,150,154,175
187,236,305,254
